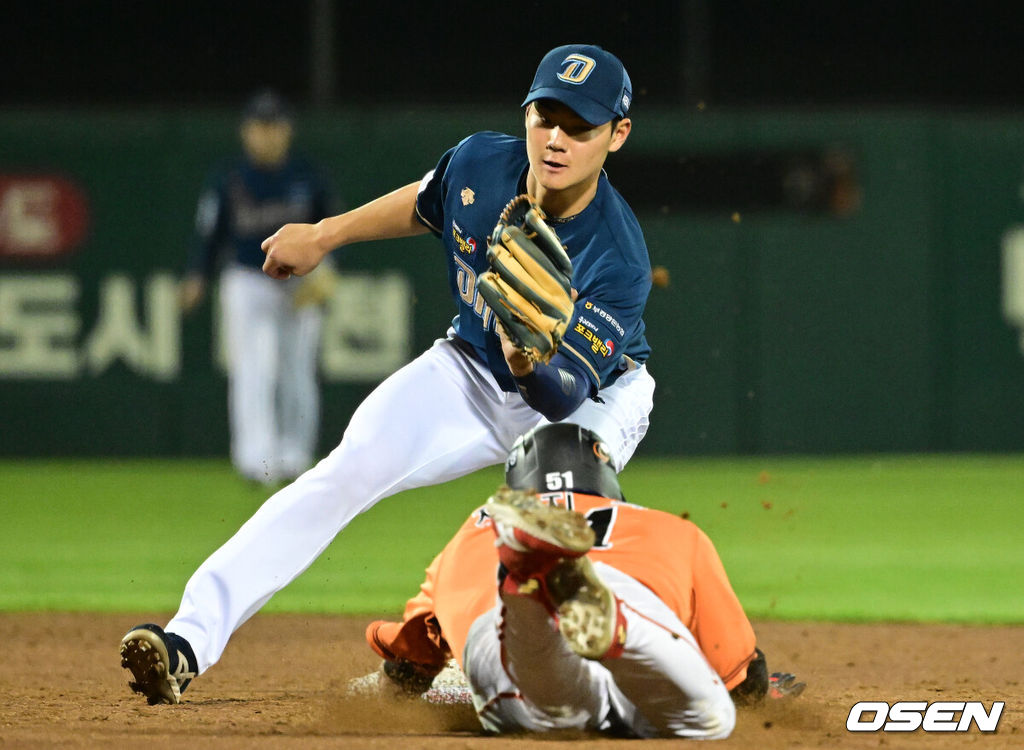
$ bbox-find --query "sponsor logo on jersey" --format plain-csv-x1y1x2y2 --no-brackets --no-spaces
460,187,475,206
583,300,625,337
573,321,613,358
451,220,477,255
557,54,596,85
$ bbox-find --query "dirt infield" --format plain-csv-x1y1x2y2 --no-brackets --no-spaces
2,613,1020,748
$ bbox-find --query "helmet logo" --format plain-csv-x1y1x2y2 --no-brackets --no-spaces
593,441,611,464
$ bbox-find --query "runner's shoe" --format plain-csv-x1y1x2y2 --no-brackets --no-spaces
487,486,625,659
486,486,594,581
120,623,197,704
548,556,627,660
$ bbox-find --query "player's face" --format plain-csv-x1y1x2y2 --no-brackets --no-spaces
241,120,293,168
524,101,631,214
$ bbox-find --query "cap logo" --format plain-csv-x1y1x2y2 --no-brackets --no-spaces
557,54,596,85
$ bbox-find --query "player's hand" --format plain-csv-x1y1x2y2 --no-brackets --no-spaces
179,275,206,314
261,222,328,279
498,324,535,377
497,287,577,376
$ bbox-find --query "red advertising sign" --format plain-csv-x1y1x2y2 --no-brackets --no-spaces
0,175,90,260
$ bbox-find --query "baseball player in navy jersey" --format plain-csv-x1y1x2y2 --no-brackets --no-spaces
181,90,339,485
121,45,658,705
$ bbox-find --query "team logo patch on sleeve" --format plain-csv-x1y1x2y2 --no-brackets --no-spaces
461,187,475,206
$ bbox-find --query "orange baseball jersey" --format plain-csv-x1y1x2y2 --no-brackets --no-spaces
367,492,758,690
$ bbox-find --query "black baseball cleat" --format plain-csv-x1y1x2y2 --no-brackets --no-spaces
120,623,198,704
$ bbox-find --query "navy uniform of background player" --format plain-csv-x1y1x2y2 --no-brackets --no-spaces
181,90,339,485
121,45,657,705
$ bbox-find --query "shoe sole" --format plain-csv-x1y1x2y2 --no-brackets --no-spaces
487,488,595,556
552,557,619,660
120,627,179,705
488,489,617,658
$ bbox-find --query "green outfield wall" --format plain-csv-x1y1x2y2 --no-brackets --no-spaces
1,107,1023,456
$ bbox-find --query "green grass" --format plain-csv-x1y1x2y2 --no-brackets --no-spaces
1,455,1021,623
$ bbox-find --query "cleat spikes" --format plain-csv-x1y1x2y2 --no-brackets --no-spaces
119,624,197,705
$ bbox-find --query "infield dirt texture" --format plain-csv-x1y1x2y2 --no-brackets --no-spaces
3,457,1021,746
2,613,1021,748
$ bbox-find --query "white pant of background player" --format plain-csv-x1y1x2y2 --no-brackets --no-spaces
466,564,735,739
219,265,322,483
167,336,655,673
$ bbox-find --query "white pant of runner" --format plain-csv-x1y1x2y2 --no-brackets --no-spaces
464,564,735,739
168,337,655,672
220,265,323,483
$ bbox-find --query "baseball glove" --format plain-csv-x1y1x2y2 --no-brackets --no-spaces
292,262,341,309
477,195,574,364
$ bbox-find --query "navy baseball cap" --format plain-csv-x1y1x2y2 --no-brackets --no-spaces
522,44,632,126
242,90,293,122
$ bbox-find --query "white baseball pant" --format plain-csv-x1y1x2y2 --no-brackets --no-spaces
219,264,323,483
167,336,654,672
464,564,735,739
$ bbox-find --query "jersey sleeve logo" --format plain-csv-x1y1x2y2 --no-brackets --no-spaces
557,54,597,85
451,220,478,255
460,187,475,206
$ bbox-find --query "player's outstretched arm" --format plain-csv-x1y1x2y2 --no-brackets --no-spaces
261,181,428,279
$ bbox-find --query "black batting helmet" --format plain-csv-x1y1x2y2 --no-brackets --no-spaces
504,423,622,500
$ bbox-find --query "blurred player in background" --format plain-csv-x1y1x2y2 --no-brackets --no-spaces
360,424,802,738
120,45,657,706
180,90,340,485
